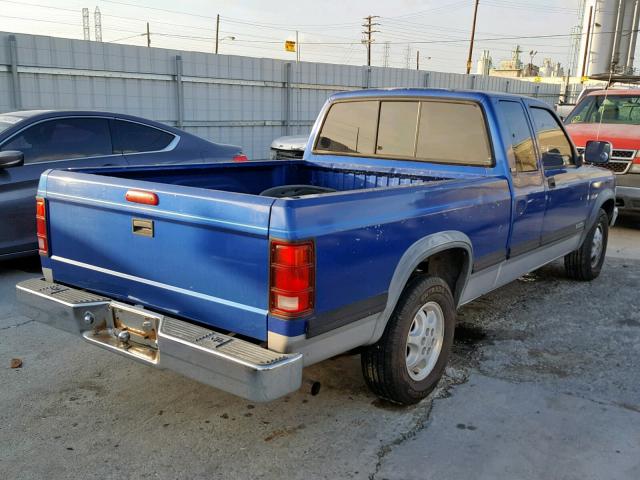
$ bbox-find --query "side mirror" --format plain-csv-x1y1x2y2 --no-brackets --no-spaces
584,140,611,165
0,150,24,168
542,151,565,169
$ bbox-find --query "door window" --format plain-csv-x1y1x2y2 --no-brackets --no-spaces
315,101,378,155
497,101,538,172
1,117,112,164
530,108,574,166
111,119,175,154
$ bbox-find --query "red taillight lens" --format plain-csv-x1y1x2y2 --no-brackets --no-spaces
233,154,249,162
35,197,49,256
269,240,315,318
125,190,159,205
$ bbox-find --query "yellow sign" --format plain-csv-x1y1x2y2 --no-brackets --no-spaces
534,76,542,83
285,40,296,52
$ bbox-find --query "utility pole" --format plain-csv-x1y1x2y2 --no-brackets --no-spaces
215,14,220,54
466,0,479,74
416,50,420,70
581,5,593,78
362,15,380,67
146,22,151,47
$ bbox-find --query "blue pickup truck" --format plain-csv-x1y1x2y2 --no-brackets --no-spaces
16,89,616,405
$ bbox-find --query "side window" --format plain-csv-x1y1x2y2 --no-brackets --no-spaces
530,107,574,166
497,101,538,172
315,101,378,155
1,118,111,164
111,120,175,154
416,101,493,166
376,101,419,157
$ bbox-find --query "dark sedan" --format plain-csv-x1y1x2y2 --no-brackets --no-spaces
0,110,247,259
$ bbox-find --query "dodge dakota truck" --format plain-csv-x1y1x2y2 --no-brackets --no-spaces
16,89,616,405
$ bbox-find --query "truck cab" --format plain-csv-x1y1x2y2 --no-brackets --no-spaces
565,89,640,214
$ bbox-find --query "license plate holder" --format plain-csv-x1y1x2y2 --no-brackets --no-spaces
110,302,162,348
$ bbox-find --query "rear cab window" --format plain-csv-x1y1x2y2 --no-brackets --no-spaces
314,96,493,167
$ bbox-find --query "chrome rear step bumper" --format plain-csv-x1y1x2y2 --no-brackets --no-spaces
16,278,303,402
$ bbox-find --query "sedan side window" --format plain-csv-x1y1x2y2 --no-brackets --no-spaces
111,120,175,154
0,118,112,164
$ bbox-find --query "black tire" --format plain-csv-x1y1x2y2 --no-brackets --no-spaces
361,275,456,405
564,209,609,281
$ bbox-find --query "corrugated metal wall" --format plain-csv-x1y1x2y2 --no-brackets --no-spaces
0,32,563,159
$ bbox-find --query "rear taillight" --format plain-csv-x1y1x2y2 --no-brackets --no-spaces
269,240,315,318
233,154,249,162
35,197,48,256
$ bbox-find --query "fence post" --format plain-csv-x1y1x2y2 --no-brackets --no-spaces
424,72,430,88
469,74,476,90
534,85,540,98
8,35,21,109
175,55,184,128
505,80,510,93
284,62,292,135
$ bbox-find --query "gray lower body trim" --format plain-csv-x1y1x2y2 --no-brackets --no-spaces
460,232,582,305
305,293,387,338
268,314,379,366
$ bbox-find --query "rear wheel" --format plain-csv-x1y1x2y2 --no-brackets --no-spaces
564,209,608,281
361,275,456,405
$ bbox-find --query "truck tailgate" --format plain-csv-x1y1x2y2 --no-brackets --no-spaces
39,169,275,341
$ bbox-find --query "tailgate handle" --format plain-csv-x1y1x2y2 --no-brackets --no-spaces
132,218,154,237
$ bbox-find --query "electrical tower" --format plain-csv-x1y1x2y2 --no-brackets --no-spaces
382,41,390,68
82,8,90,41
362,15,380,67
94,6,102,42
404,45,412,69
568,0,587,76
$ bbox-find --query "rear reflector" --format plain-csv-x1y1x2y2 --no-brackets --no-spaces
233,154,249,162
125,190,159,205
269,240,315,318
35,197,49,256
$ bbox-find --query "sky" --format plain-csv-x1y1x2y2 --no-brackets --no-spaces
0,0,585,74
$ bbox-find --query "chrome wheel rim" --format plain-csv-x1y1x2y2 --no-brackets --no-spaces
591,225,604,268
405,301,445,381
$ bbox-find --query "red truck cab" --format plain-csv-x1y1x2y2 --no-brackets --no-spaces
565,89,640,213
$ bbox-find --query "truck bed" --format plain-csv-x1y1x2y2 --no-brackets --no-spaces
93,160,446,195
37,160,506,343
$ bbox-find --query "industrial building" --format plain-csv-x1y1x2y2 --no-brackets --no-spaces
578,0,640,76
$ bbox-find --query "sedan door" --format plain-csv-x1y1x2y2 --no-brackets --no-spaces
0,116,126,257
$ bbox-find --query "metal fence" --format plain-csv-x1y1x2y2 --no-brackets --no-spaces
0,32,563,159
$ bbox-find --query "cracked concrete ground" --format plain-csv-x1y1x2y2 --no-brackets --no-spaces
0,221,639,479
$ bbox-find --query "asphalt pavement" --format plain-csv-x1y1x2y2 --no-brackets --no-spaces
0,220,638,479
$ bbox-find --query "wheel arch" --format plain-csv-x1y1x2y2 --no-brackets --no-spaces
368,231,473,345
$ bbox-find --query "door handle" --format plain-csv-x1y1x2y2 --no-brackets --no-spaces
547,177,556,189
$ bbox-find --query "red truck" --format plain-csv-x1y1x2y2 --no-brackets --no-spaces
565,89,640,214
